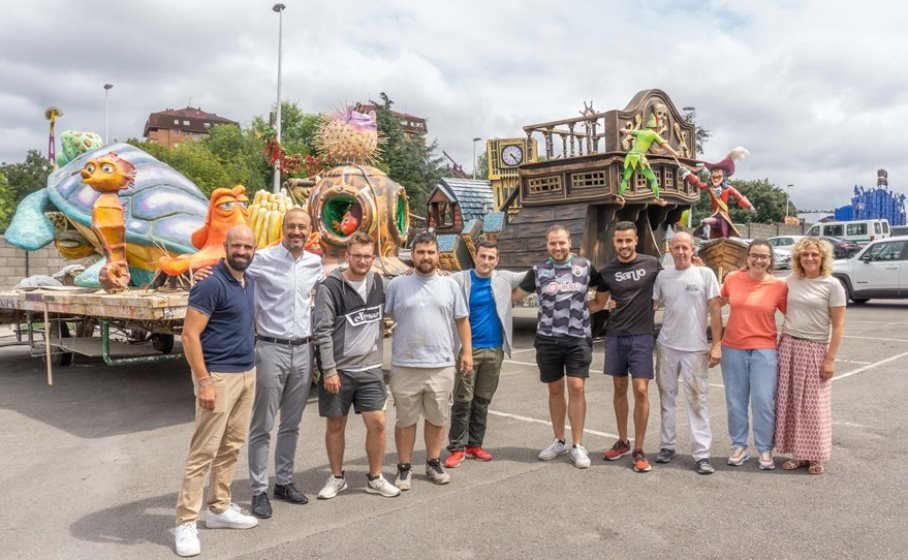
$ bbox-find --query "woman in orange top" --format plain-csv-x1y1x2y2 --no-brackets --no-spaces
720,240,787,470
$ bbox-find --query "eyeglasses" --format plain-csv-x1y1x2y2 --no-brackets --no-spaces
348,254,374,261
748,254,771,261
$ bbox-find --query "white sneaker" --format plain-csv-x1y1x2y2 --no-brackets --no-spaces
204,503,258,529
569,444,591,469
538,439,569,461
758,451,776,470
425,460,451,485
366,474,402,497
175,522,200,557
317,475,348,500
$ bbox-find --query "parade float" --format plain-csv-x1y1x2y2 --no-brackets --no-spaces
304,104,411,275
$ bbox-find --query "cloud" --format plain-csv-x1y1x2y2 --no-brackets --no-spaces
1,0,906,212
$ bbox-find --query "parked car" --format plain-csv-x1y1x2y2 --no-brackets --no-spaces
820,236,861,260
806,219,891,246
741,238,790,269
768,235,804,252
832,235,908,303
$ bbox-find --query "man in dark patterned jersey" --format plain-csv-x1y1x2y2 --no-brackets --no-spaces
591,221,662,473
515,225,601,469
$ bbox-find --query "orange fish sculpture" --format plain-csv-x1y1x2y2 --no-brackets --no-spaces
332,211,359,236
80,153,136,291
158,185,250,276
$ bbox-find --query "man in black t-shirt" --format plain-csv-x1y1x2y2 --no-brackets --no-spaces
591,221,662,473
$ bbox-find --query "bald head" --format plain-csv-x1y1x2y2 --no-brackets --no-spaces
669,231,694,270
226,225,255,245
224,225,256,273
671,231,694,248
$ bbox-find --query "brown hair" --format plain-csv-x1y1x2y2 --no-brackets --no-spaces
746,238,775,273
346,231,376,250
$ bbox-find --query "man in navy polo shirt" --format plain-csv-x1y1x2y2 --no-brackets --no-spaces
175,226,259,557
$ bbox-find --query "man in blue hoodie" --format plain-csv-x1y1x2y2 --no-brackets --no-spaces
443,240,527,468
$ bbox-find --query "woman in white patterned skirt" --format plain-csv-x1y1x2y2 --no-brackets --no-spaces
774,238,846,475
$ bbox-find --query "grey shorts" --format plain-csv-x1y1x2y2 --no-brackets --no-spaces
318,367,386,418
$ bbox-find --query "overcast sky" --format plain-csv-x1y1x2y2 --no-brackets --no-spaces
1,0,906,211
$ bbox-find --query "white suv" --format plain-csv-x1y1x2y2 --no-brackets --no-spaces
832,236,908,303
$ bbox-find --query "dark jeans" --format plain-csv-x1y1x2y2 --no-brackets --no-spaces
447,347,505,450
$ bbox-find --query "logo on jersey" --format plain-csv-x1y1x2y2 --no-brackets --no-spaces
544,281,585,294
614,269,646,282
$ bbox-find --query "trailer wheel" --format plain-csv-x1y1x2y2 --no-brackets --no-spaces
152,334,175,354
41,321,73,367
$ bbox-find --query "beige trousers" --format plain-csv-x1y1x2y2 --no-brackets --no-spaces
175,369,256,523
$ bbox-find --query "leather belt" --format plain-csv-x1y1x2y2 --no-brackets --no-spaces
256,335,311,346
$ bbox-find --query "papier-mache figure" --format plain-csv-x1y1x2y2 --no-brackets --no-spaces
619,103,682,206
680,147,755,239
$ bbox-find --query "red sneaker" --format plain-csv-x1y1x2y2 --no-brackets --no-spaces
603,439,631,461
466,446,493,462
443,450,465,469
633,450,652,473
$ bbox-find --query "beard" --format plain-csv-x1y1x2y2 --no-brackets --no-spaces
226,253,252,272
415,259,436,274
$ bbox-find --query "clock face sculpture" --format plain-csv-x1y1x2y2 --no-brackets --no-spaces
500,144,524,166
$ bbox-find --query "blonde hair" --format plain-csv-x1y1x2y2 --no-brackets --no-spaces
791,237,834,278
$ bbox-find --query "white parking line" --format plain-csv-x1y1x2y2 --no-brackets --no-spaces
833,350,908,382
487,410,621,440
843,336,908,343
504,359,539,367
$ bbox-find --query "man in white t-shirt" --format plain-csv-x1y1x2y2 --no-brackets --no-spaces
652,232,723,474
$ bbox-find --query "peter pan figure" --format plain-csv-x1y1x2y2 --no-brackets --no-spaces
618,107,681,206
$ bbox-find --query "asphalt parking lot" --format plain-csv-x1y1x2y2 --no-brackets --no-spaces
1,299,907,560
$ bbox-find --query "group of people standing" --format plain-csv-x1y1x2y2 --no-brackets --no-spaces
170,210,845,558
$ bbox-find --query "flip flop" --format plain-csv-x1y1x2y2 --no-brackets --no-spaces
782,459,809,471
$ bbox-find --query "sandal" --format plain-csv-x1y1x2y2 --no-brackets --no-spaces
808,461,825,475
782,459,809,471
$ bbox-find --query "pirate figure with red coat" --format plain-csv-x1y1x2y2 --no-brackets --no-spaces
679,147,756,238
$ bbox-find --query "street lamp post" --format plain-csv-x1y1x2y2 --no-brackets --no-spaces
472,137,481,180
682,106,695,228
103,84,114,145
785,183,795,219
272,3,286,194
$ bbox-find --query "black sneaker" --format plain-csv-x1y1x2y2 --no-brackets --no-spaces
697,458,715,475
395,463,412,491
251,492,272,518
274,483,308,504
655,448,676,464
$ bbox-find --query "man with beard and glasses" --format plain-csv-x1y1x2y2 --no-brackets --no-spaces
385,231,472,491
244,208,325,517
313,232,401,499
175,226,259,557
591,221,662,473
513,225,601,469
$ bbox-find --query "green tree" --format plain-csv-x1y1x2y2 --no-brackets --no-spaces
474,152,489,180
372,92,446,215
162,141,232,196
202,124,271,195
682,109,711,155
0,149,53,203
0,171,15,231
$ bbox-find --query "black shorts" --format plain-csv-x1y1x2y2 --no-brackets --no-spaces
534,335,592,383
318,367,386,418
604,335,654,379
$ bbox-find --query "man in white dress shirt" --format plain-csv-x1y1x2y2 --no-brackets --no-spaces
245,208,325,518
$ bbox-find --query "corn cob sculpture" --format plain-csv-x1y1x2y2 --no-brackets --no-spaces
248,188,298,248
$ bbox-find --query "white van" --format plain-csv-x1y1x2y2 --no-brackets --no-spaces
806,219,890,245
